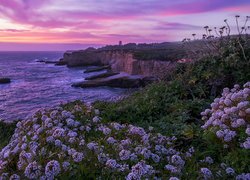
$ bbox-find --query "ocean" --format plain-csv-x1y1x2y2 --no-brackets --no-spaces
0,51,128,121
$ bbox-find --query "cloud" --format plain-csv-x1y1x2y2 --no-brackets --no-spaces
0,0,249,29
0,28,29,32
0,0,249,49
155,22,202,30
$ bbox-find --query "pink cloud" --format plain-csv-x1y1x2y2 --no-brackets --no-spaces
0,29,29,32
0,0,249,50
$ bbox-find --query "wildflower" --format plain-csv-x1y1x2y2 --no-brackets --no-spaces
92,116,101,123
111,122,123,130
9,174,20,180
131,161,154,177
107,137,117,144
67,131,78,137
141,148,151,159
68,138,76,144
126,172,140,180
130,153,138,161
87,142,98,150
236,173,250,180
106,159,118,169
246,127,250,135
72,152,84,162
98,153,108,163
129,126,146,136
62,161,71,171
66,118,75,127
67,148,76,156
121,139,131,146
151,154,160,163
165,164,178,173
169,177,180,180
79,139,85,146
46,136,55,143
119,150,131,161
171,155,185,167
55,139,62,147
203,157,214,164
45,160,61,178
200,168,213,179
118,164,129,172
24,161,42,179
243,137,250,149
225,167,235,175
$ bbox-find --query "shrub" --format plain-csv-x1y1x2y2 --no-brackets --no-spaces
201,82,250,149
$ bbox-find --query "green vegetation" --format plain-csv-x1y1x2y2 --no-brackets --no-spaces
93,19,250,176
0,121,16,149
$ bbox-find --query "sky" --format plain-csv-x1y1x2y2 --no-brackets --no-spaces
0,0,249,51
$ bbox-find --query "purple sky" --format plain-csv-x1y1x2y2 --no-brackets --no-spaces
0,0,249,51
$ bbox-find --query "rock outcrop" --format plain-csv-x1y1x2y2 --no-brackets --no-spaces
72,73,157,88
84,65,111,73
85,72,120,80
0,78,11,84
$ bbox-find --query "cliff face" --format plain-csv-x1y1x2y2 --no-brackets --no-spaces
63,50,176,77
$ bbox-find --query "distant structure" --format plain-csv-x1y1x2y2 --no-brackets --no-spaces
119,41,122,46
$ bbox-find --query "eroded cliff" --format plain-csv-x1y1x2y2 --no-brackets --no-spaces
63,49,177,77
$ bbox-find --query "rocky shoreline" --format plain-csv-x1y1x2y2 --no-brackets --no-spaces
53,47,181,88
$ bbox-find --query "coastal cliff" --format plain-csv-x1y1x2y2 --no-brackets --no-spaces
63,49,177,77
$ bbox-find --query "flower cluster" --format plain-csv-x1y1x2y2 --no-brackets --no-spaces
0,86,249,179
0,103,193,179
201,82,250,148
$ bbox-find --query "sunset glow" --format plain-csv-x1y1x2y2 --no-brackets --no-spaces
0,0,250,50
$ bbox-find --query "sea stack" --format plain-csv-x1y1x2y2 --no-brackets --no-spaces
0,78,11,84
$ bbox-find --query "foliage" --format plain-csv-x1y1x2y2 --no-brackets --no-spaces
0,121,16,149
0,96,249,179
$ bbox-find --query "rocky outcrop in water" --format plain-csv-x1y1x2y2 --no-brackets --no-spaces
72,73,157,88
0,78,11,84
85,72,119,80
84,65,111,73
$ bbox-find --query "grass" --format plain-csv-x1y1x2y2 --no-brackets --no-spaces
0,121,16,149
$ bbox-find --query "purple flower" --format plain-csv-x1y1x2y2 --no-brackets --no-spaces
151,154,160,163
72,152,84,162
200,168,213,179
106,159,118,169
119,150,131,161
171,155,185,167
165,164,178,173
45,160,61,178
24,161,42,179
225,167,235,175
